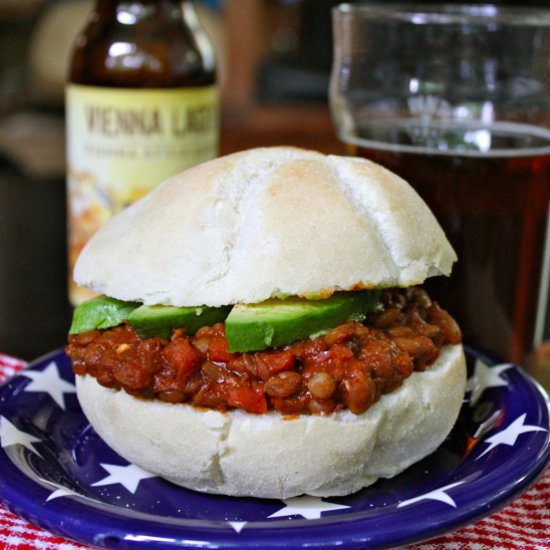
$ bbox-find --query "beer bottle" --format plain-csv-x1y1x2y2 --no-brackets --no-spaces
66,0,218,305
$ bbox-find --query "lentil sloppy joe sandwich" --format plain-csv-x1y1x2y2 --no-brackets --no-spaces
66,146,466,499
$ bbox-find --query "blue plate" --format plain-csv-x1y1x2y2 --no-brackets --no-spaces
0,346,549,549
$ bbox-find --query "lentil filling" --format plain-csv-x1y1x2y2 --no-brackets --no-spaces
66,287,461,416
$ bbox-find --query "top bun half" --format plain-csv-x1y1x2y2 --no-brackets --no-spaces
73,147,457,307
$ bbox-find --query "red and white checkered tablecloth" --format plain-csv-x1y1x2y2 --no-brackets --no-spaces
0,353,548,550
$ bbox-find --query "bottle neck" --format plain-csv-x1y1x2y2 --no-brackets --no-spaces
93,0,191,17
70,0,215,87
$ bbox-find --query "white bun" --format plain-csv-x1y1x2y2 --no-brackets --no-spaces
73,147,457,306
76,344,466,498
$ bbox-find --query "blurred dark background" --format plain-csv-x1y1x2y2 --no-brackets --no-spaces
0,0,549,359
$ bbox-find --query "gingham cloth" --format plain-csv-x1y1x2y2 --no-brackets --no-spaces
0,353,548,549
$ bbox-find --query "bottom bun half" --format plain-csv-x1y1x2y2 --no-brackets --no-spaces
76,344,466,499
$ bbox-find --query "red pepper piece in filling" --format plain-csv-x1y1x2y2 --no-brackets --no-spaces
225,381,268,414
208,335,237,363
162,338,202,385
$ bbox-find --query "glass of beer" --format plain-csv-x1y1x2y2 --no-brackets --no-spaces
330,4,550,368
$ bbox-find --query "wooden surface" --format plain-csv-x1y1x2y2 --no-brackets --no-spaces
221,104,344,156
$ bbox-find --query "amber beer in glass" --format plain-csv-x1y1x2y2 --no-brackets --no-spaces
330,4,550,366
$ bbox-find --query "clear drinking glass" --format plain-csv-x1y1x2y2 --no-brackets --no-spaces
330,3,550,369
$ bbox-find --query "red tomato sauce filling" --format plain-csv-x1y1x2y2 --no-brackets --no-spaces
66,288,461,416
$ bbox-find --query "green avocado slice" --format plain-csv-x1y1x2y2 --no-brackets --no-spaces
225,291,380,353
128,304,232,339
69,296,139,334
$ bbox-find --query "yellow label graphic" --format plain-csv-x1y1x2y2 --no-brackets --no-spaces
66,84,219,304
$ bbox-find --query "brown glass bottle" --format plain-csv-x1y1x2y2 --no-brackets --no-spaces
66,0,219,305
70,0,216,87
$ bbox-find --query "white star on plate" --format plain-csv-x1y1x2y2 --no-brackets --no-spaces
18,361,76,410
44,482,101,504
397,481,465,509
477,413,547,459
91,463,157,494
268,495,350,520
466,359,513,406
46,487,78,502
228,521,247,533
0,416,42,456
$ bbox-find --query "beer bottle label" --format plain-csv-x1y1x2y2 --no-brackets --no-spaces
66,84,219,305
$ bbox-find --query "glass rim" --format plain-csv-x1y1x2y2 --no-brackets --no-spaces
333,3,550,26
